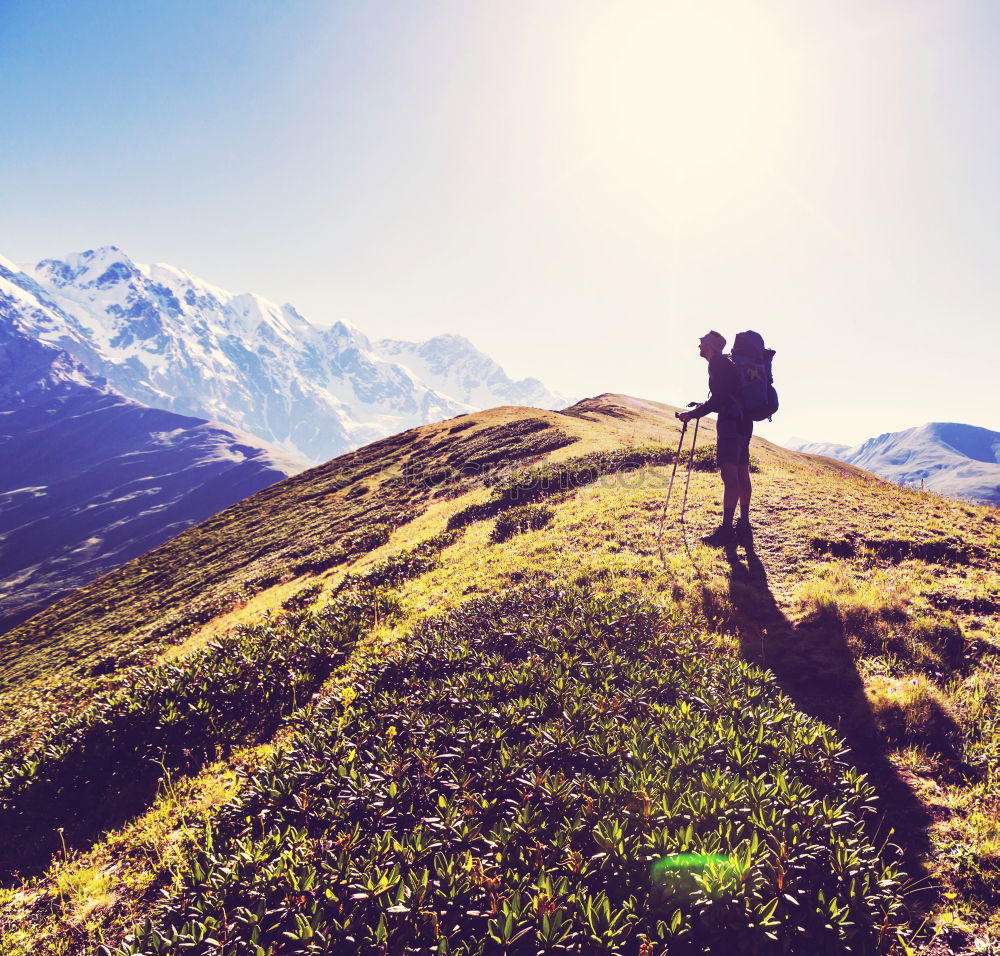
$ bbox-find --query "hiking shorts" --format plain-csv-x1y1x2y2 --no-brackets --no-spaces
716,428,752,468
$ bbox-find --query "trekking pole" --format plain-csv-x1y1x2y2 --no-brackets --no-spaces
677,397,713,591
678,413,701,529
656,417,689,566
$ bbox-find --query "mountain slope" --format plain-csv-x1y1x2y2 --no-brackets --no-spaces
0,248,565,463
1,395,997,952
0,281,305,634
789,423,1000,505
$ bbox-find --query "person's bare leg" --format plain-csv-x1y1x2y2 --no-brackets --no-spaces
734,462,753,541
720,463,739,526
702,463,740,544
738,463,752,518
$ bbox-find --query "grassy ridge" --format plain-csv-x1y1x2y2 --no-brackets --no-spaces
0,394,997,952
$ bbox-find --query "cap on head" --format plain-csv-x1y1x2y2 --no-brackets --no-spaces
699,330,726,352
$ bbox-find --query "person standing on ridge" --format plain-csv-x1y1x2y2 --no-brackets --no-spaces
677,330,752,546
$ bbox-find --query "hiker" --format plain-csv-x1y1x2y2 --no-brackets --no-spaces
677,330,752,546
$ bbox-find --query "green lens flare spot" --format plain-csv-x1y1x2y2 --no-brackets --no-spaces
652,853,733,879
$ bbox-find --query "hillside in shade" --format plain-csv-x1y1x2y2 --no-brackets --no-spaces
0,395,997,954
788,422,1000,505
0,294,304,634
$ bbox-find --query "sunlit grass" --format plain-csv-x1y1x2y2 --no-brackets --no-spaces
866,674,960,754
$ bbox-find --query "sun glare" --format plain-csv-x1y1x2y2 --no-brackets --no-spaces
558,1,809,213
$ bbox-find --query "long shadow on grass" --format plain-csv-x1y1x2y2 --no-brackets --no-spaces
721,540,936,910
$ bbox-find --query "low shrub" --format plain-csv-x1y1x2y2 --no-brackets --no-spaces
688,444,718,472
237,565,286,596
340,530,462,593
688,445,760,473
341,524,392,555
290,522,392,576
281,581,324,613
289,544,345,576
491,446,678,506
390,419,579,497
490,504,554,543
446,499,503,531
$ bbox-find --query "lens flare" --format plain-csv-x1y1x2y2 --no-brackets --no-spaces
651,853,733,880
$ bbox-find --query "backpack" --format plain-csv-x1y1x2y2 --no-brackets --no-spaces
730,330,778,421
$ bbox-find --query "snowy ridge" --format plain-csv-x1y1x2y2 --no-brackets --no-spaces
376,333,569,410
2,248,567,462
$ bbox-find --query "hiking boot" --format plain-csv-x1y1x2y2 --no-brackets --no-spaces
701,525,735,547
734,517,753,542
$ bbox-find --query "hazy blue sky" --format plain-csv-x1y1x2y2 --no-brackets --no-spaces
2,0,998,445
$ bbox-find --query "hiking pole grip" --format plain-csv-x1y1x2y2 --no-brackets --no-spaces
675,399,699,421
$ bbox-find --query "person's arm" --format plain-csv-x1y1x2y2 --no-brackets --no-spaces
679,357,736,421
686,390,726,420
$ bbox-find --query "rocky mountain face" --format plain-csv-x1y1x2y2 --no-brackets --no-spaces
0,279,305,634
0,248,567,463
788,422,1000,505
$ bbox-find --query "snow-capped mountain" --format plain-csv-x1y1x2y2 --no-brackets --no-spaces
0,248,567,463
785,437,851,461
376,334,568,410
787,423,1000,505
0,279,306,634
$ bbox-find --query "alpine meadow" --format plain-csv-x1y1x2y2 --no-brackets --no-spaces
1,395,997,954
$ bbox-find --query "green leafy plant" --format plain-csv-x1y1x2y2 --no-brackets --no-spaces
687,444,760,473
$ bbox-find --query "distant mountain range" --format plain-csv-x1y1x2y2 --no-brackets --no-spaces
0,279,305,634
0,248,567,463
787,422,1000,505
